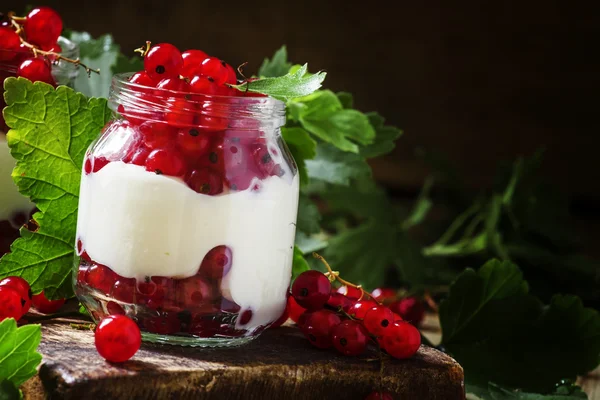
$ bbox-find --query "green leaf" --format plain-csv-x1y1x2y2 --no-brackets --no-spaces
305,144,371,185
360,112,403,158
0,319,42,388
292,245,310,280
297,194,321,234
402,176,433,230
258,46,292,78
0,380,20,400
324,221,398,289
64,31,120,98
0,78,111,299
231,64,326,101
336,91,353,109
281,127,316,186
112,53,144,75
467,382,588,400
440,259,600,393
293,90,375,153
295,231,328,254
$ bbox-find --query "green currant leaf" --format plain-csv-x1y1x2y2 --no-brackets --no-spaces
292,90,375,153
281,127,316,186
360,112,403,158
231,64,326,101
258,46,292,78
0,78,111,299
297,193,321,235
324,220,399,289
305,144,371,186
336,91,353,109
295,231,328,254
0,379,20,400
0,319,42,388
292,245,310,280
440,259,600,393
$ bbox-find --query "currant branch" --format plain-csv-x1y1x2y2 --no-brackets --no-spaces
7,11,100,76
312,252,379,303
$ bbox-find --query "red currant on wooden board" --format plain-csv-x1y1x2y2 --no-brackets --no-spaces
95,315,142,363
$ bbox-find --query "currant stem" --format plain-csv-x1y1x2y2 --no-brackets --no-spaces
312,252,378,302
237,62,248,79
134,41,151,57
8,12,100,76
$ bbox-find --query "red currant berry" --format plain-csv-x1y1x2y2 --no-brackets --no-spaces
86,264,118,295
18,58,55,86
106,301,125,316
0,276,32,315
24,7,63,47
365,391,394,400
199,114,228,132
287,295,306,324
144,43,183,81
0,286,24,321
31,291,65,314
389,297,425,327
199,245,232,279
180,49,208,77
111,278,136,304
165,98,196,128
238,309,253,325
156,77,190,94
0,27,21,61
291,270,331,310
371,288,397,304
92,156,109,173
176,128,210,156
337,285,362,300
129,71,155,91
226,170,259,192
139,122,177,149
251,143,278,178
331,320,369,356
186,168,224,195
350,300,377,319
269,307,289,329
145,149,185,176
223,140,250,173
301,309,341,349
176,276,215,307
143,313,181,335
363,305,396,337
380,321,421,359
189,74,218,95
130,147,150,166
200,57,230,85
95,315,141,363
326,292,354,313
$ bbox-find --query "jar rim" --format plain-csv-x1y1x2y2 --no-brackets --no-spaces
109,72,287,128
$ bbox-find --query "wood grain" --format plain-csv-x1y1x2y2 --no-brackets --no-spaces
21,319,464,399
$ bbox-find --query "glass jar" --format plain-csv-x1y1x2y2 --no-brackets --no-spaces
74,73,300,347
0,37,79,255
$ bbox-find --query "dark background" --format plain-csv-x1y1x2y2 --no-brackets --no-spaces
9,0,600,203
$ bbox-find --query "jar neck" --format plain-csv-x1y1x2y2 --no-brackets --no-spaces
108,73,287,132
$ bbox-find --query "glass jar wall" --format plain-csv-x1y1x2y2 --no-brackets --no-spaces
74,73,299,347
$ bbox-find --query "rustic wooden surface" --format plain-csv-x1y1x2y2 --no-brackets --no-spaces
21,316,464,400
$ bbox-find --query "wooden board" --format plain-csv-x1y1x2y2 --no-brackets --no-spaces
21,317,464,400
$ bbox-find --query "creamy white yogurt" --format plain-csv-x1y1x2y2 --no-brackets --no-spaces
76,161,299,329
0,134,34,223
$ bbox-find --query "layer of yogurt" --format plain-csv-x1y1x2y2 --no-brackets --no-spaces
76,160,299,329
0,133,34,223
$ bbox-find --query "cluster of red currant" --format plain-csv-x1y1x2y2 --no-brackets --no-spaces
85,42,286,196
0,7,64,86
286,254,422,361
0,276,65,321
77,242,252,337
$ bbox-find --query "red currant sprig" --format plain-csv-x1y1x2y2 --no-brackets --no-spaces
2,9,100,78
